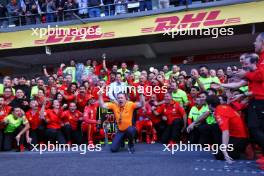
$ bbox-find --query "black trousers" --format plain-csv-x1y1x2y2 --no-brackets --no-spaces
153,121,167,142
3,125,26,151
45,128,66,144
161,118,183,144
62,124,82,144
246,99,264,153
30,126,46,145
214,137,248,160
198,123,221,146
0,129,3,151
189,127,200,144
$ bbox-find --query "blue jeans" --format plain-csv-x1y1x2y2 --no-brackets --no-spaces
89,7,101,18
139,0,152,11
104,4,115,16
46,13,55,23
179,0,192,5
111,126,136,152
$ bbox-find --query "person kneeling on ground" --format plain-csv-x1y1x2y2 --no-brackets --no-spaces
2,107,30,152
206,95,248,164
98,91,144,153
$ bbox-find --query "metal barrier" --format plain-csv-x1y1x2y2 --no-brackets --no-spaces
0,0,188,27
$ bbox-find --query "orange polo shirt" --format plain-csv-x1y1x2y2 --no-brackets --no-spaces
106,101,137,131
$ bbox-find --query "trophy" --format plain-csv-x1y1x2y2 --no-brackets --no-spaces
102,121,111,147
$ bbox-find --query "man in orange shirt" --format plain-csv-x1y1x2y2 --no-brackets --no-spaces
99,91,144,153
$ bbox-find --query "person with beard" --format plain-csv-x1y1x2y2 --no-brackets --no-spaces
194,65,220,91
30,78,46,98
14,76,31,102
10,89,30,112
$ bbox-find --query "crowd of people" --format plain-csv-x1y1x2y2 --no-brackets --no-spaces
0,0,217,27
0,33,264,169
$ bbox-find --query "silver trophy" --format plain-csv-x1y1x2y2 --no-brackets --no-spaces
102,121,111,147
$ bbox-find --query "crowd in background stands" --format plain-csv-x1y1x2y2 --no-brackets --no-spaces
0,0,218,27
0,33,264,168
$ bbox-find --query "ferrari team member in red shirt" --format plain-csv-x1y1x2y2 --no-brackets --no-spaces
61,102,83,144
152,93,187,145
0,96,11,151
206,95,248,164
3,87,15,105
26,100,45,145
222,53,264,169
136,102,156,144
59,83,78,103
41,100,66,144
82,96,100,145
187,86,200,110
148,94,165,142
76,85,92,111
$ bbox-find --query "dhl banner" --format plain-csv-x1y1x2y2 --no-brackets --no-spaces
1,1,264,50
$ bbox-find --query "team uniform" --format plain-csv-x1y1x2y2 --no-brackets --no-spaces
62,110,83,144
214,105,248,160
136,103,157,144
26,109,45,145
156,100,186,144
0,106,11,151
82,102,99,144
45,109,66,144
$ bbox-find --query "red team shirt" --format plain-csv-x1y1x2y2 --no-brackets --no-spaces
26,109,42,130
45,109,63,129
156,100,186,125
83,102,99,124
0,106,11,129
62,110,82,130
76,93,92,111
214,105,248,138
244,51,264,100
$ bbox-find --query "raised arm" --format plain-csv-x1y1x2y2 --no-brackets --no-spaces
221,80,247,89
43,65,50,77
39,98,47,120
99,89,108,109
136,94,145,108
